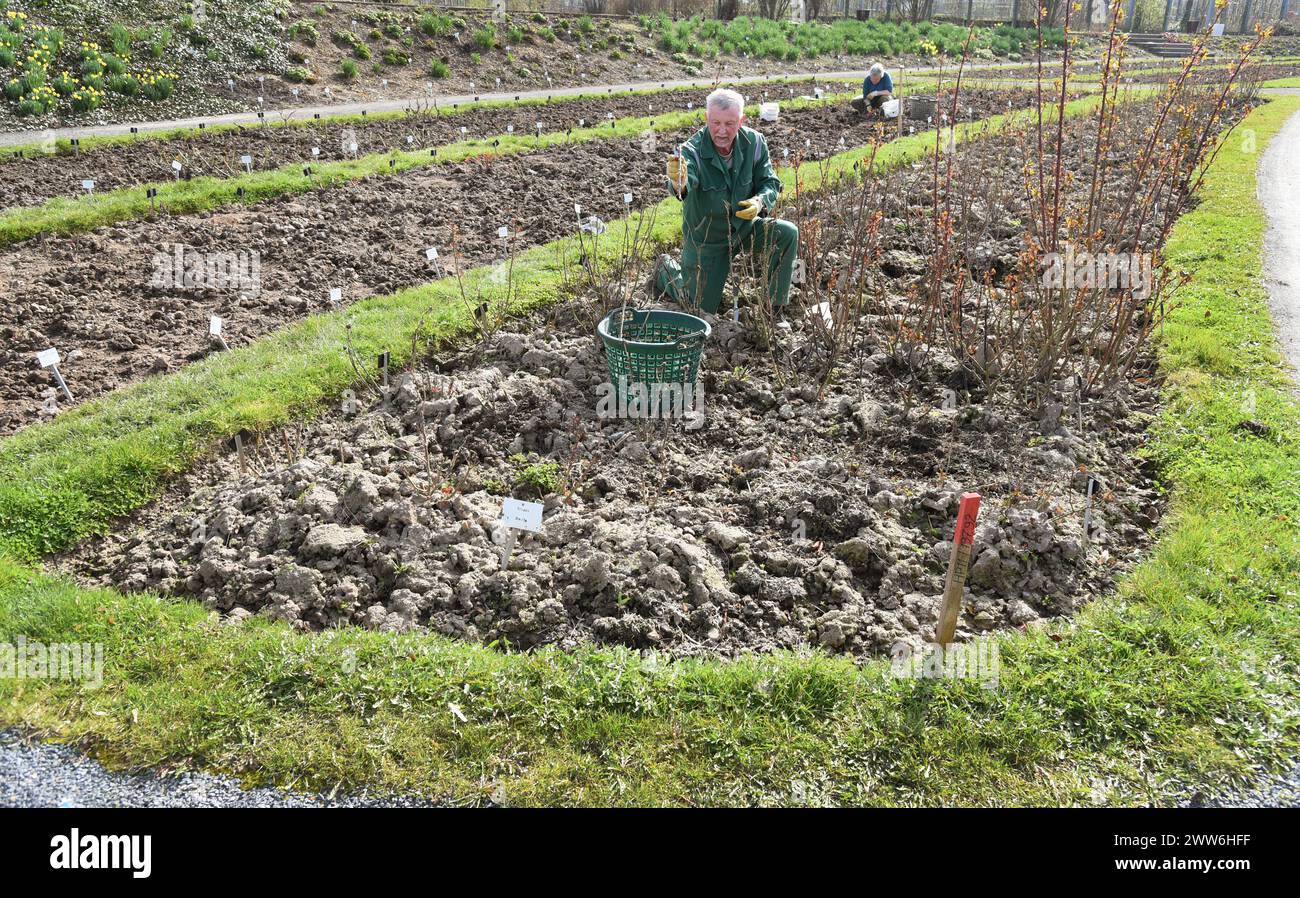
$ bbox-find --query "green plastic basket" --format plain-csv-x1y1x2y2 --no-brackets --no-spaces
598,307,711,401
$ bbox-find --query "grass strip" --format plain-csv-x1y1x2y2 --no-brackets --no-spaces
0,95,1292,807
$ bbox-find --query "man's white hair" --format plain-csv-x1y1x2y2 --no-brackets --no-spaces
869,63,885,76
705,88,745,114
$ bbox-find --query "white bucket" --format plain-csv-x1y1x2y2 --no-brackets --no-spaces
882,98,901,119
759,101,780,122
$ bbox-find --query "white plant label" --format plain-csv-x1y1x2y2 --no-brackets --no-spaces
624,192,633,205
209,316,223,336
81,179,94,192
37,348,60,368
172,160,182,171
425,247,439,261
497,226,509,239
574,203,582,215
312,147,320,157
461,126,468,135
507,125,514,133
500,497,543,533
329,287,342,304
240,155,252,166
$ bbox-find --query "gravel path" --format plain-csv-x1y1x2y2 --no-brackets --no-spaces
1258,100,1300,388
0,730,439,808
1185,761,1300,808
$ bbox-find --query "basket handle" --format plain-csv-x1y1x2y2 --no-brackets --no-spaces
674,332,706,352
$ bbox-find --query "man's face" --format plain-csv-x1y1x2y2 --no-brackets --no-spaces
706,103,744,153
870,73,882,84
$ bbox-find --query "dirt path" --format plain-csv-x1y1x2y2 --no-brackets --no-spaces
1258,104,1300,388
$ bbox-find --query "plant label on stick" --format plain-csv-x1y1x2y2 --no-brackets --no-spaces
37,348,74,402
241,154,252,172
329,287,342,305
210,315,231,351
497,226,508,239
81,179,94,194
500,497,543,533
312,146,320,157
624,192,633,205
935,492,981,645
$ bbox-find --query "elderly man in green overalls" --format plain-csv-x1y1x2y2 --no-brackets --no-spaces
650,88,799,321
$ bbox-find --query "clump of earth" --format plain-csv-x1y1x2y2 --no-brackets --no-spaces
59,287,1163,660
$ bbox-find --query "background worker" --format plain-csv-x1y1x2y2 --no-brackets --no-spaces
862,63,894,112
650,88,798,321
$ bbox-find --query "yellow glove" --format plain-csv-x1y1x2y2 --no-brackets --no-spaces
667,154,689,192
736,197,764,221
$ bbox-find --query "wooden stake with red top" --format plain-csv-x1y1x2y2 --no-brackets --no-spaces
936,492,981,646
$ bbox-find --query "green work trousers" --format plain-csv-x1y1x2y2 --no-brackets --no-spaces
656,217,799,315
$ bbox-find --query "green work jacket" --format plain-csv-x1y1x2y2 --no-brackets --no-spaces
669,125,783,255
